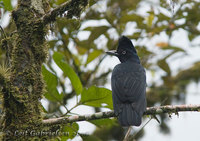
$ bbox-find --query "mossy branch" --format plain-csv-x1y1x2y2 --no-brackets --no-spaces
42,104,200,126
42,0,88,25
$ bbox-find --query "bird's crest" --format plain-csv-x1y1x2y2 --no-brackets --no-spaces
117,36,137,54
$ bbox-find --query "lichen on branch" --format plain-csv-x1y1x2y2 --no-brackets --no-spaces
0,0,50,140
42,104,200,126
42,0,89,25
0,0,90,140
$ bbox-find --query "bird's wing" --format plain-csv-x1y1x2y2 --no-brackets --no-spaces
111,69,146,115
112,71,146,102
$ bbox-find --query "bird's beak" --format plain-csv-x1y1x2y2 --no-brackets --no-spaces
106,50,119,56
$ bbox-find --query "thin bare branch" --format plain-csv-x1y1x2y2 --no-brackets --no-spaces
123,126,132,141
42,104,200,126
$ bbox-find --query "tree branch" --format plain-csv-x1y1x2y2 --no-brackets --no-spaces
42,0,88,25
42,104,200,126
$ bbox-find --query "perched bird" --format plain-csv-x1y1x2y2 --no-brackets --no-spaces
106,36,146,126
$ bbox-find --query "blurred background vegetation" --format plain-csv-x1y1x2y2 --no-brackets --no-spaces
0,0,200,140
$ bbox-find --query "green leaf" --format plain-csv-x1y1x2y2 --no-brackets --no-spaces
56,0,66,5
59,123,79,140
76,46,88,55
81,135,102,141
42,65,63,102
147,13,154,27
157,12,171,21
2,0,12,11
85,9,102,20
120,13,144,24
89,0,98,6
72,54,81,66
57,18,80,34
86,50,102,65
160,46,185,52
53,52,83,95
127,32,141,39
84,26,109,42
157,59,171,75
74,38,97,49
81,86,113,109
90,118,116,128
135,46,154,57
48,40,58,49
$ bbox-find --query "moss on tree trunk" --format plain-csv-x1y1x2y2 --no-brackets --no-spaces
0,0,89,140
1,0,49,140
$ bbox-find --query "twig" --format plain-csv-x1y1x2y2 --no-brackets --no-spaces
61,102,81,117
123,126,132,141
0,25,6,38
42,104,200,126
132,118,152,140
42,0,72,24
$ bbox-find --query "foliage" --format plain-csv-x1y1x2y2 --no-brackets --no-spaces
0,0,200,140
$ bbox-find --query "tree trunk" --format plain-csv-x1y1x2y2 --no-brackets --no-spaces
1,0,49,140
0,0,88,140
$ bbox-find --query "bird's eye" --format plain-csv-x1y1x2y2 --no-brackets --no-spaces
122,51,126,54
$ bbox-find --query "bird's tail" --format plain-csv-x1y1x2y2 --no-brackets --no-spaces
118,104,142,127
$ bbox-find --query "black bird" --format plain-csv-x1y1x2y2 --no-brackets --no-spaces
106,36,146,126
